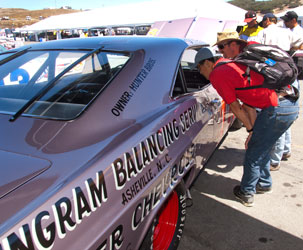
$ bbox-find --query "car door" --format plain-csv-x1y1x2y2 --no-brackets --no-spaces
179,46,233,147
169,46,225,186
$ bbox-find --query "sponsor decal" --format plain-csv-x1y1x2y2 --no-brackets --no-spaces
97,225,123,250
0,171,108,250
0,104,197,250
131,144,195,231
0,68,30,86
121,168,154,206
114,104,197,205
112,118,179,191
112,104,197,190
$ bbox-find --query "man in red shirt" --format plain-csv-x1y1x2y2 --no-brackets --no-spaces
193,42,299,206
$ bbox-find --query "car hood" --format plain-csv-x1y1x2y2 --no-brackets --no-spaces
0,149,51,199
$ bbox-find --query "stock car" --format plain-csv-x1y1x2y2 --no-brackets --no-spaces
0,37,234,250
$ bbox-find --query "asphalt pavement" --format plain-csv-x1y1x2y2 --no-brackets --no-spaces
179,85,303,250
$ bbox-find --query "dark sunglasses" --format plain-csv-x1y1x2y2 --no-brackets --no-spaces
218,41,231,50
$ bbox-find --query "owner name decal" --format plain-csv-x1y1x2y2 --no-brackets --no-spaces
111,58,156,116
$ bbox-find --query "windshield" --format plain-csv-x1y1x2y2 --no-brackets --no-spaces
0,49,130,120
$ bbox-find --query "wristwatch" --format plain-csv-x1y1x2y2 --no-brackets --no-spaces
246,127,253,133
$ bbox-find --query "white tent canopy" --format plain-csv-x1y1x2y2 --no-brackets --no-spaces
276,6,303,26
276,6,303,17
21,0,246,32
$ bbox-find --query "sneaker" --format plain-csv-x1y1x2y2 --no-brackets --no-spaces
270,164,280,171
256,184,272,194
282,152,291,161
233,185,254,207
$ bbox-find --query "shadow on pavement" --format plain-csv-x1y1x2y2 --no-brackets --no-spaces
192,170,239,202
206,145,245,173
179,191,303,250
179,137,303,250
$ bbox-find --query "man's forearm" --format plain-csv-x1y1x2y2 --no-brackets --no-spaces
230,101,254,131
242,103,257,127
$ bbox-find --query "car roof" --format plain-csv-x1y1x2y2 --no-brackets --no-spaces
12,36,208,53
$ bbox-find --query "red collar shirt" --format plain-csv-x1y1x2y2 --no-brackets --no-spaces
209,58,278,109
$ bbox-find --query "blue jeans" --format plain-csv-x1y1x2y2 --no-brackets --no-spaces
241,97,299,194
270,81,300,165
270,127,291,165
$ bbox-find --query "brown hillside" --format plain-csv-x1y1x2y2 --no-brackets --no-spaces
0,8,81,29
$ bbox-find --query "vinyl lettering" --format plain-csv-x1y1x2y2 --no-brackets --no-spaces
156,159,163,172
179,104,197,134
144,58,156,72
132,203,142,230
155,130,165,153
111,108,121,117
173,118,180,139
125,152,138,179
170,164,178,188
165,122,175,146
133,147,143,172
73,187,92,223
110,225,123,250
32,211,55,250
98,240,107,250
142,192,153,218
146,136,158,161
152,183,162,209
86,171,108,211
140,141,151,166
131,143,195,231
121,168,153,205
97,225,123,250
112,158,127,190
111,91,134,116
1,170,109,250
4,224,34,250
53,197,76,239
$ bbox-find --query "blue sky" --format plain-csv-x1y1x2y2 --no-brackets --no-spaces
1,0,164,10
1,0,231,10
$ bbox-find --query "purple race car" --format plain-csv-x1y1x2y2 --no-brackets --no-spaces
0,37,234,250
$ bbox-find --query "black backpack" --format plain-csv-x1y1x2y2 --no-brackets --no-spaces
216,43,298,90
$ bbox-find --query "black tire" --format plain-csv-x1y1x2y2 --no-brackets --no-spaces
139,183,187,250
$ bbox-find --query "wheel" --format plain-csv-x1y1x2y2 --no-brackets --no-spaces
140,183,187,250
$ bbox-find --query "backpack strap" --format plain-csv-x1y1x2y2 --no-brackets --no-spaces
215,59,254,89
214,59,231,68
242,66,251,85
235,84,263,90
236,66,265,90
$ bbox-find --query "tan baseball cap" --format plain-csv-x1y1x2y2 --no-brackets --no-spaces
213,30,247,46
